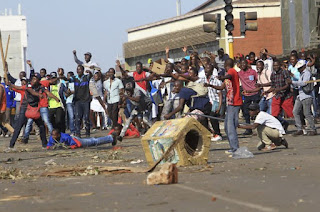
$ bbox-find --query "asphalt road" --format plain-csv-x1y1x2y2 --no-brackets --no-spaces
0,123,320,212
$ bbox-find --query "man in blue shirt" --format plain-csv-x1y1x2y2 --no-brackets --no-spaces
47,129,118,149
164,80,211,129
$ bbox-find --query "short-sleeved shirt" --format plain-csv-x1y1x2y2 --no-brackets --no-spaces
215,54,229,74
288,64,300,89
127,88,152,111
38,80,50,108
128,71,150,94
49,84,63,109
254,111,285,135
238,68,258,96
227,68,242,106
103,78,124,104
66,82,74,104
257,69,274,100
206,75,222,103
270,69,291,99
263,58,273,73
2,83,15,108
179,87,209,111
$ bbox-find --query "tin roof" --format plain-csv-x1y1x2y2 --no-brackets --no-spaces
124,26,216,58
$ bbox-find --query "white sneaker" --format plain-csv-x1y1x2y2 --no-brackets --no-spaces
303,129,307,135
4,147,17,153
211,134,222,142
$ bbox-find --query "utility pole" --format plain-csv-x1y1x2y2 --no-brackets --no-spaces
224,0,234,58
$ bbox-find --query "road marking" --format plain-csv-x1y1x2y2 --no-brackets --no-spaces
174,184,278,212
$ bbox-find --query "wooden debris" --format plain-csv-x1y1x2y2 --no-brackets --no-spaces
41,166,146,177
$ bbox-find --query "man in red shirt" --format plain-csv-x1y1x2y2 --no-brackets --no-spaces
215,58,242,153
238,59,260,135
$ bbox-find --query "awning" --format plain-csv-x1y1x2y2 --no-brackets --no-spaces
123,26,217,58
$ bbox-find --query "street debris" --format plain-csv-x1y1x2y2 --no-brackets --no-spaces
0,195,38,202
0,167,26,180
130,159,144,164
71,192,94,197
232,147,254,159
41,166,146,177
147,163,178,185
44,159,57,166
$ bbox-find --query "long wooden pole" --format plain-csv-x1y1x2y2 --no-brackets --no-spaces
4,34,10,61
0,31,6,73
0,31,9,83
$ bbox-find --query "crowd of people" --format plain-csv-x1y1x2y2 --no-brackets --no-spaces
0,47,318,153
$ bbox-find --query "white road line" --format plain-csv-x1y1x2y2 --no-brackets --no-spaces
174,184,278,212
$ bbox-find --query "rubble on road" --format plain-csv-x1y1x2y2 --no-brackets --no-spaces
147,163,178,185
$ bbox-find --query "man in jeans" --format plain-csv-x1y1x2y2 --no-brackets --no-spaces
203,64,223,141
71,65,92,138
238,59,260,135
65,72,76,134
47,129,118,150
103,68,124,127
215,59,243,153
288,61,317,136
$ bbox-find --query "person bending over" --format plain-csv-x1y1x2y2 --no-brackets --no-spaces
238,103,288,151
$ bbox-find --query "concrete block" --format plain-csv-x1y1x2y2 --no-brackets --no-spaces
147,163,178,185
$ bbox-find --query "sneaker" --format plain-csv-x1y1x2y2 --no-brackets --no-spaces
261,143,276,151
92,129,97,132
4,147,17,153
281,138,288,148
302,129,307,135
293,130,303,137
211,134,222,142
225,150,233,155
305,130,317,136
243,130,253,136
5,134,10,138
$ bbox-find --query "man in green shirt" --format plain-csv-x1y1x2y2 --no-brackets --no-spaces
48,72,66,133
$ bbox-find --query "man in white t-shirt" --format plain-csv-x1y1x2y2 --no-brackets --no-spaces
238,103,288,151
73,50,100,74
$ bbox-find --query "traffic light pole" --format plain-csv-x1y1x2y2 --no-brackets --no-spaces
228,36,234,59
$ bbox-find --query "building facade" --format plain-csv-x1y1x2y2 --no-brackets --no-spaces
123,0,319,68
0,10,28,78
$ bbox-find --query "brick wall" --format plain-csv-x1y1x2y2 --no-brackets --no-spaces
232,17,283,57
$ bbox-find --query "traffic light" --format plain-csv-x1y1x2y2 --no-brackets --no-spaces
240,12,258,36
203,13,221,37
224,0,234,35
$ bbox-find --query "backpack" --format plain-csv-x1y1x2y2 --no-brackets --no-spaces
301,70,314,94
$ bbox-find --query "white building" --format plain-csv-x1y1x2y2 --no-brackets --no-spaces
0,5,28,78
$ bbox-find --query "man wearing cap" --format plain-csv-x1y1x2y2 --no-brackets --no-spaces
73,50,100,74
288,61,317,136
238,103,288,151
7,73,48,150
